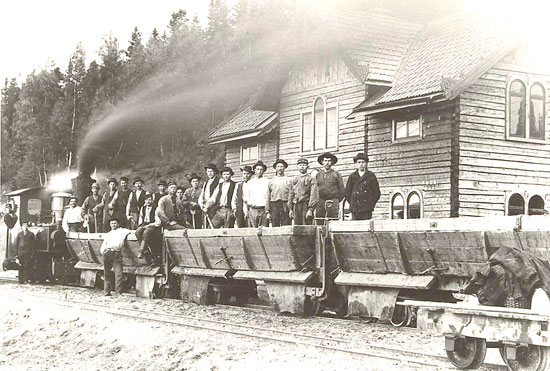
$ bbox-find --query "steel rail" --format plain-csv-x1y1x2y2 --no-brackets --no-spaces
12,292,507,371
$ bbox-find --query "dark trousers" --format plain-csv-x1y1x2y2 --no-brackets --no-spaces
352,211,373,220
128,212,139,230
211,208,235,228
135,224,162,257
315,198,339,225
103,250,123,294
163,223,186,231
293,200,313,225
248,207,268,227
270,200,291,227
18,254,33,283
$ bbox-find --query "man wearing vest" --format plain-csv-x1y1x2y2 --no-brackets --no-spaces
152,180,168,209
82,183,103,232
183,173,202,229
98,178,119,233
157,182,186,230
315,152,345,223
135,194,161,263
198,163,220,224
267,159,292,227
204,167,237,228
345,153,381,220
113,176,132,228
126,177,147,230
235,166,252,228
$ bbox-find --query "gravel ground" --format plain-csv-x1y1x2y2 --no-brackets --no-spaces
0,281,506,370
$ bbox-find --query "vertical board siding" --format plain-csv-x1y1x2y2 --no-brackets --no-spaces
458,66,550,217
368,103,456,219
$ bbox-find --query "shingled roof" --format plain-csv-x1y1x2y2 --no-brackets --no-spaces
204,106,277,144
373,12,518,106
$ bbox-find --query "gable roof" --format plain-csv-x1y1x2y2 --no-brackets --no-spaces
351,12,519,115
204,106,278,144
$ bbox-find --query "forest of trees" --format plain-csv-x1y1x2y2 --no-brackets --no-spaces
1,0,294,191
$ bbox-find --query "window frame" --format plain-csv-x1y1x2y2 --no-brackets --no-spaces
240,142,259,164
300,96,339,154
391,115,423,143
506,77,547,144
527,194,546,215
390,191,406,220
406,191,423,219
506,192,526,216
390,190,423,219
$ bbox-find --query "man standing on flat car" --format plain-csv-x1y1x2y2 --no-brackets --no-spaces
82,183,103,232
113,176,132,228
204,167,237,228
235,166,252,228
183,173,202,229
62,196,84,233
14,222,36,284
288,158,319,225
152,180,168,209
157,182,186,230
126,177,147,230
267,159,292,227
98,178,119,233
345,153,380,220
198,164,220,226
244,161,270,227
315,152,345,222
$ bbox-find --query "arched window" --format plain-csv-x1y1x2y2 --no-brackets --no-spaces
529,83,545,140
391,193,404,219
509,80,526,138
528,195,545,215
508,193,525,216
407,192,421,219
301,97,339,152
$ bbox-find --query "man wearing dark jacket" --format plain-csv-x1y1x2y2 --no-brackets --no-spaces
14,222,36,283
345,153,380,220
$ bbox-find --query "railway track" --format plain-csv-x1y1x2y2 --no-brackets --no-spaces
6,290,507,371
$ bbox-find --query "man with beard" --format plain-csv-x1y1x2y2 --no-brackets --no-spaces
135,194,161,262
267,159,292,227
126,177,147,230
345,153,380,220
288,158,319,225
98,178,119,233
157,182,186,230
235,166,252,228
204,167,237,228
183,173,202,229
152,180,168,209
82,183,103,232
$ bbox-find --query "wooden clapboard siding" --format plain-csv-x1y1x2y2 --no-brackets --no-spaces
223,131,279,182
457,65,550,217
369,102,456,220
278,53,367,180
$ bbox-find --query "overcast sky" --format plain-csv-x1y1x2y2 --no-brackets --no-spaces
0,0,548,84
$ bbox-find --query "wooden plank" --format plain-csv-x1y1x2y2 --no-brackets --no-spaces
334,272,435,289
233,270,313,283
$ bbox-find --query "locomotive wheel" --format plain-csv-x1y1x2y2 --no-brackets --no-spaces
446,337,486,369
390,305,411,327
500,345,550,371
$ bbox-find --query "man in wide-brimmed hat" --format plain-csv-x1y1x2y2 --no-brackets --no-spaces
199,163,221,224
204,167,237,228
288,158,319,225
152,180,168,209
98,177,119,232
315,152,345,222
235,166,253,228
82,182,103,232
267,159,292,226
126,177,148,230
244,161,270,227
345,153,380,220
183,173,202,229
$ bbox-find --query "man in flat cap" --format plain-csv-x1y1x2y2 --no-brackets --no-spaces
82,183,103,232
235,166,253,228
244,161,270,227
183,173,202,229
315,152,345,222
288,158,319,225
157,182,186,230
126,177,147,230
198,164,220,226
267,159,292,227
98,178,119,232
204,167,237,228
152,180,168,209
345,153,380,220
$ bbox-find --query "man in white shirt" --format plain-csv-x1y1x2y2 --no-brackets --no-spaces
62,197,84,233
100,218,130,296
204,167,238,228
244,161,270,227
267,159,292,227
126,177,147,230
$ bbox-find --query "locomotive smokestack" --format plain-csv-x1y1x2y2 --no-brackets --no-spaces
71,174,95,206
